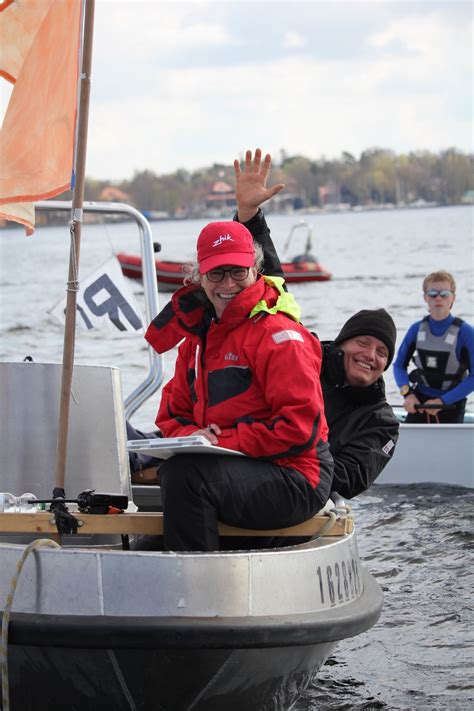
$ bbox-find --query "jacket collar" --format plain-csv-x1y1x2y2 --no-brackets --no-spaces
146,276,295,354
250,276,301,322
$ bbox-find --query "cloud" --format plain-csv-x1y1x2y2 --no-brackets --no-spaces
282,31,307,50
93,1,235,67
83,1,472,179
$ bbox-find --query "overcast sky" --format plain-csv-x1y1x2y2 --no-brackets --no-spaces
4,0,471,181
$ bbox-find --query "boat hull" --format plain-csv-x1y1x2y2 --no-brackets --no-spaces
378,418,474,487
8,642,334,711
279,261,332,283
1,533,382,710
5,569,380,711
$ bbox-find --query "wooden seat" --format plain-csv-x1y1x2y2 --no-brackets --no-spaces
0,511,353,538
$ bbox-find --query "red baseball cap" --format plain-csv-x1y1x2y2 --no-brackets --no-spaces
197,221,255,274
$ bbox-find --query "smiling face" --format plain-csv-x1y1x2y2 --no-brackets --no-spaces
201,265,258,318
423,279,456,321
340,335,389,386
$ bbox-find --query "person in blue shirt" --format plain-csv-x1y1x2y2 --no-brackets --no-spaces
393,271,474,423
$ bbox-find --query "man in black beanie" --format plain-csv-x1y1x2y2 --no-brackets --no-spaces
333,309,396,370
233,149,399,498
320,308,399,497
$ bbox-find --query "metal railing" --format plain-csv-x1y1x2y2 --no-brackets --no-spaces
35,200,165,418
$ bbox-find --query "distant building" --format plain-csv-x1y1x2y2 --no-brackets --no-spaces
205,181,236,216
319,183,340,206
99,186,131,203
270,192,306,213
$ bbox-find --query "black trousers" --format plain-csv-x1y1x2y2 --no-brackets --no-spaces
405,393,467,424
159,453,324,551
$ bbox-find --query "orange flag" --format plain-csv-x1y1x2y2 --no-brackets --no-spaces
0,0,83,234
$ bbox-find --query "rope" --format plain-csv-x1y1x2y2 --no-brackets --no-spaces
313,510,338,538
66,220,79,294
335,501,352,515
1,539,61,711
313,498,353,539
102,222,116,256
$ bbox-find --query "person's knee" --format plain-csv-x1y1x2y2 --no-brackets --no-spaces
160,454,203,498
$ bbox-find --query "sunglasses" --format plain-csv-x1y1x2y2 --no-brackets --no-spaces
205,267,250,283
425,288,454,298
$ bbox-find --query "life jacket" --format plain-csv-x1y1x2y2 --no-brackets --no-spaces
411,316,467,390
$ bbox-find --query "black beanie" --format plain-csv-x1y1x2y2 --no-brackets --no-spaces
333,308,397,369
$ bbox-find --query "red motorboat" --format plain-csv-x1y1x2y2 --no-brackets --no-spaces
117,254,188,291
117,220,331,291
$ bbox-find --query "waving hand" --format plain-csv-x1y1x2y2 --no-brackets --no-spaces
233,148,285,222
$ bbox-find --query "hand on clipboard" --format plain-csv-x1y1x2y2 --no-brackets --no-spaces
127,435,244,460
193,423,221,445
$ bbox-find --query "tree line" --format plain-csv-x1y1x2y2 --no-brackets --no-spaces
79,147,473,217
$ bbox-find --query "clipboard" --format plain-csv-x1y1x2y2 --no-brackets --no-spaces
127,435,244,459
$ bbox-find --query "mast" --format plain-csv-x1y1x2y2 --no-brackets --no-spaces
55,0,96,491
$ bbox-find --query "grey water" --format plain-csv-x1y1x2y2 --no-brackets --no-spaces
0,205,473,709
294,484,474,710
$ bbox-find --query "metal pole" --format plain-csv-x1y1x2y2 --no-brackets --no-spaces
55,0,95,490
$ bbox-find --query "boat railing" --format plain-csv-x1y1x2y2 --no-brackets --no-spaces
35,200,164,418
392,405,474,424
282,219,314,260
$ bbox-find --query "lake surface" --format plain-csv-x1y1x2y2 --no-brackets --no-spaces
0,204,473,709
1,204,472,426
294,484,473,710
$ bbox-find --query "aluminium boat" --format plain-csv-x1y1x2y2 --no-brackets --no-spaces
1,521,381,711
1,202,381,711
376,408,474,488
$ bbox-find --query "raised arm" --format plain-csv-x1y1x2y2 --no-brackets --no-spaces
234,148,285,222
234,148,285,278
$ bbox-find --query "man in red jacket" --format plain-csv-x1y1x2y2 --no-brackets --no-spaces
143,220,334,551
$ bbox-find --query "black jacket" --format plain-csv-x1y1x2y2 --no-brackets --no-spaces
240,208,399,497
235,208,284,280
321,342,399,498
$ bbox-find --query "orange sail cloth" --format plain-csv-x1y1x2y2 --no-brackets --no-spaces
0,0,82,234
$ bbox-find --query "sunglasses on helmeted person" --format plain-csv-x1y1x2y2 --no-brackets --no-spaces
424,288,454,298
205,267,250,283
